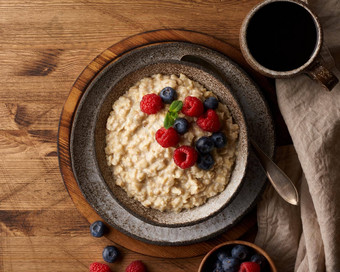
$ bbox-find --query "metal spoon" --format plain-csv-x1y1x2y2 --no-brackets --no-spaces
251,139,299,205
180,54,299,205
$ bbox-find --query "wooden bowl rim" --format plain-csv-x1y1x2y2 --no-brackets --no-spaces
57,29,275,256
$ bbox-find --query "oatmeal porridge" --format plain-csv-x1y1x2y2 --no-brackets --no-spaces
105,74,239,212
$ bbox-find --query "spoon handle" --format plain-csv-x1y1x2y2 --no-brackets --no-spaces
251,139,299,205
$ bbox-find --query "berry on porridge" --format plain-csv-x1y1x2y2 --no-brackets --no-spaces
204,96,219,110
155,127,180,148
160,86,177,104
105,74,239,212
140,93,163,114
211,131,227,148
197,109,221,132
197,153,215,170
173,146,198,169
195,136,215,154
182,96,204,117
173,118,189,134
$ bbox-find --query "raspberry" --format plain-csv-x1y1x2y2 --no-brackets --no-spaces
196,109,221,132
89,262,111,272
155,127,180,148
140,93,163,114
125,260,147,272
173,146,198,169
239,262,261,272
181,96,204,117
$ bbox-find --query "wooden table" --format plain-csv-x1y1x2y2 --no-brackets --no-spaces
0,1,289,271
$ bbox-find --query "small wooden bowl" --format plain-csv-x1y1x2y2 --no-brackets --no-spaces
198,240,277,272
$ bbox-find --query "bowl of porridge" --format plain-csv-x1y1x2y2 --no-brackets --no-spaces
94,60,249,227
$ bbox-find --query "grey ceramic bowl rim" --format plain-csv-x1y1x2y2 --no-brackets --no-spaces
66,41,275,245
240,0,323,78
92,59,250,227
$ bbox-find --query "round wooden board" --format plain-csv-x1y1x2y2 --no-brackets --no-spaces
58,29,273,258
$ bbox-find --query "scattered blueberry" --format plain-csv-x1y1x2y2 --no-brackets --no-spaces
195,136,214,154
90,221,106,238
102,245,119,263
211,132,227,148
217,250,229,262
251,253,267,268
159,87,177,104
197,153,214,170
173,118,189,134
222,257,241,272
204,97,219,110
231,245,251,261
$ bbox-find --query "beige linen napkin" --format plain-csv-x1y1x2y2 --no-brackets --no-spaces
254,0,340,271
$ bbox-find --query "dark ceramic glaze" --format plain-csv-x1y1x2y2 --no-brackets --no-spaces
70,42,275,245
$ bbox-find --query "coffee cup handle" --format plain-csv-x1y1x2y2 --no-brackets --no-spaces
306,58,339,91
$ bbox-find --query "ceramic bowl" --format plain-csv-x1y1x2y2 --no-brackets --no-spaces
93,60,249,227
198,240,277,272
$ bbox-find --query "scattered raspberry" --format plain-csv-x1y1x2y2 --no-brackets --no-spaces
125,260,147,272
155,127,180,148
140,93,163,114
239,262,261,272
89,262,111,272
196,109,221,132
173,146,198,169
181,96,204,117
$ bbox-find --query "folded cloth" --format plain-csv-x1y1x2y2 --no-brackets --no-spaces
255,0,340,271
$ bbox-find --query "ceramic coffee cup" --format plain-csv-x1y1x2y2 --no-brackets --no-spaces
240,0,338,91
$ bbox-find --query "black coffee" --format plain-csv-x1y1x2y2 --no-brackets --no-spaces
246,1,318,71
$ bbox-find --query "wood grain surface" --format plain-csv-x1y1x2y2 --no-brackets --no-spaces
0,1,288,271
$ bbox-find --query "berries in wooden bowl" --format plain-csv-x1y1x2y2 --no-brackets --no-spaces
198,240,277,272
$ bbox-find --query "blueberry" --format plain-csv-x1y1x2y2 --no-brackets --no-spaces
102,245,119,263
173,118,189,134
250,253,267,268
204,97,218,110
213,260,223,272
195,136,214,154
221,257,240,272
159,87,177,104
211,132,227,148
231,245,251,261
197,153,214,170
217,250,229,262
90,221,106,237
